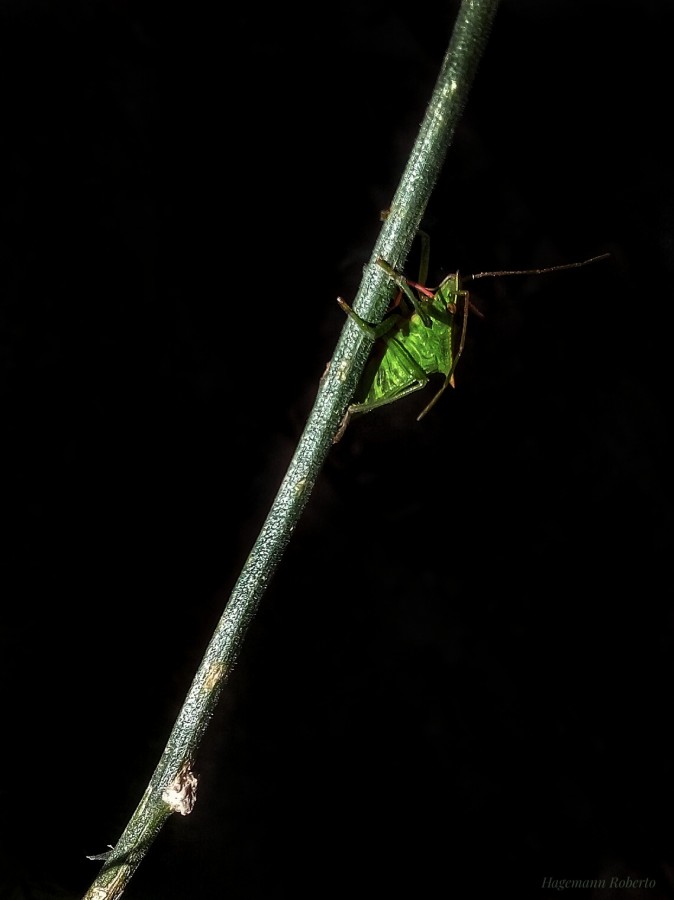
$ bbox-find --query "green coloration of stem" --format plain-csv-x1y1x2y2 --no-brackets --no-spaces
82,2,500,897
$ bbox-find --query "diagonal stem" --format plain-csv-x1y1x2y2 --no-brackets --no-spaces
82,2,501,897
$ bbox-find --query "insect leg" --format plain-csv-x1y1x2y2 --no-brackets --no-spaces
336,297,400,340
375,259,433,327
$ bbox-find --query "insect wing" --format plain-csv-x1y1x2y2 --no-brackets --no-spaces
400,306,453,380
357,333,420,405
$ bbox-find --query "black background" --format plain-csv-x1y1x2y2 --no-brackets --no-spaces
2,1,674,898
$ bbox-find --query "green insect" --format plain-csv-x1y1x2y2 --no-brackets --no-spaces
335,235,610,441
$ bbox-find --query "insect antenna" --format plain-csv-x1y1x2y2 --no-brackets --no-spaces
464,252,611,283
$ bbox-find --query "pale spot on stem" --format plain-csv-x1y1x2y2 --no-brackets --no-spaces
162,762,198,816
294,477,307,497
203,660,225,694
337,359,350,383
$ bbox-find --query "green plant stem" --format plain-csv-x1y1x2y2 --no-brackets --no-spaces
82,2,500,897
